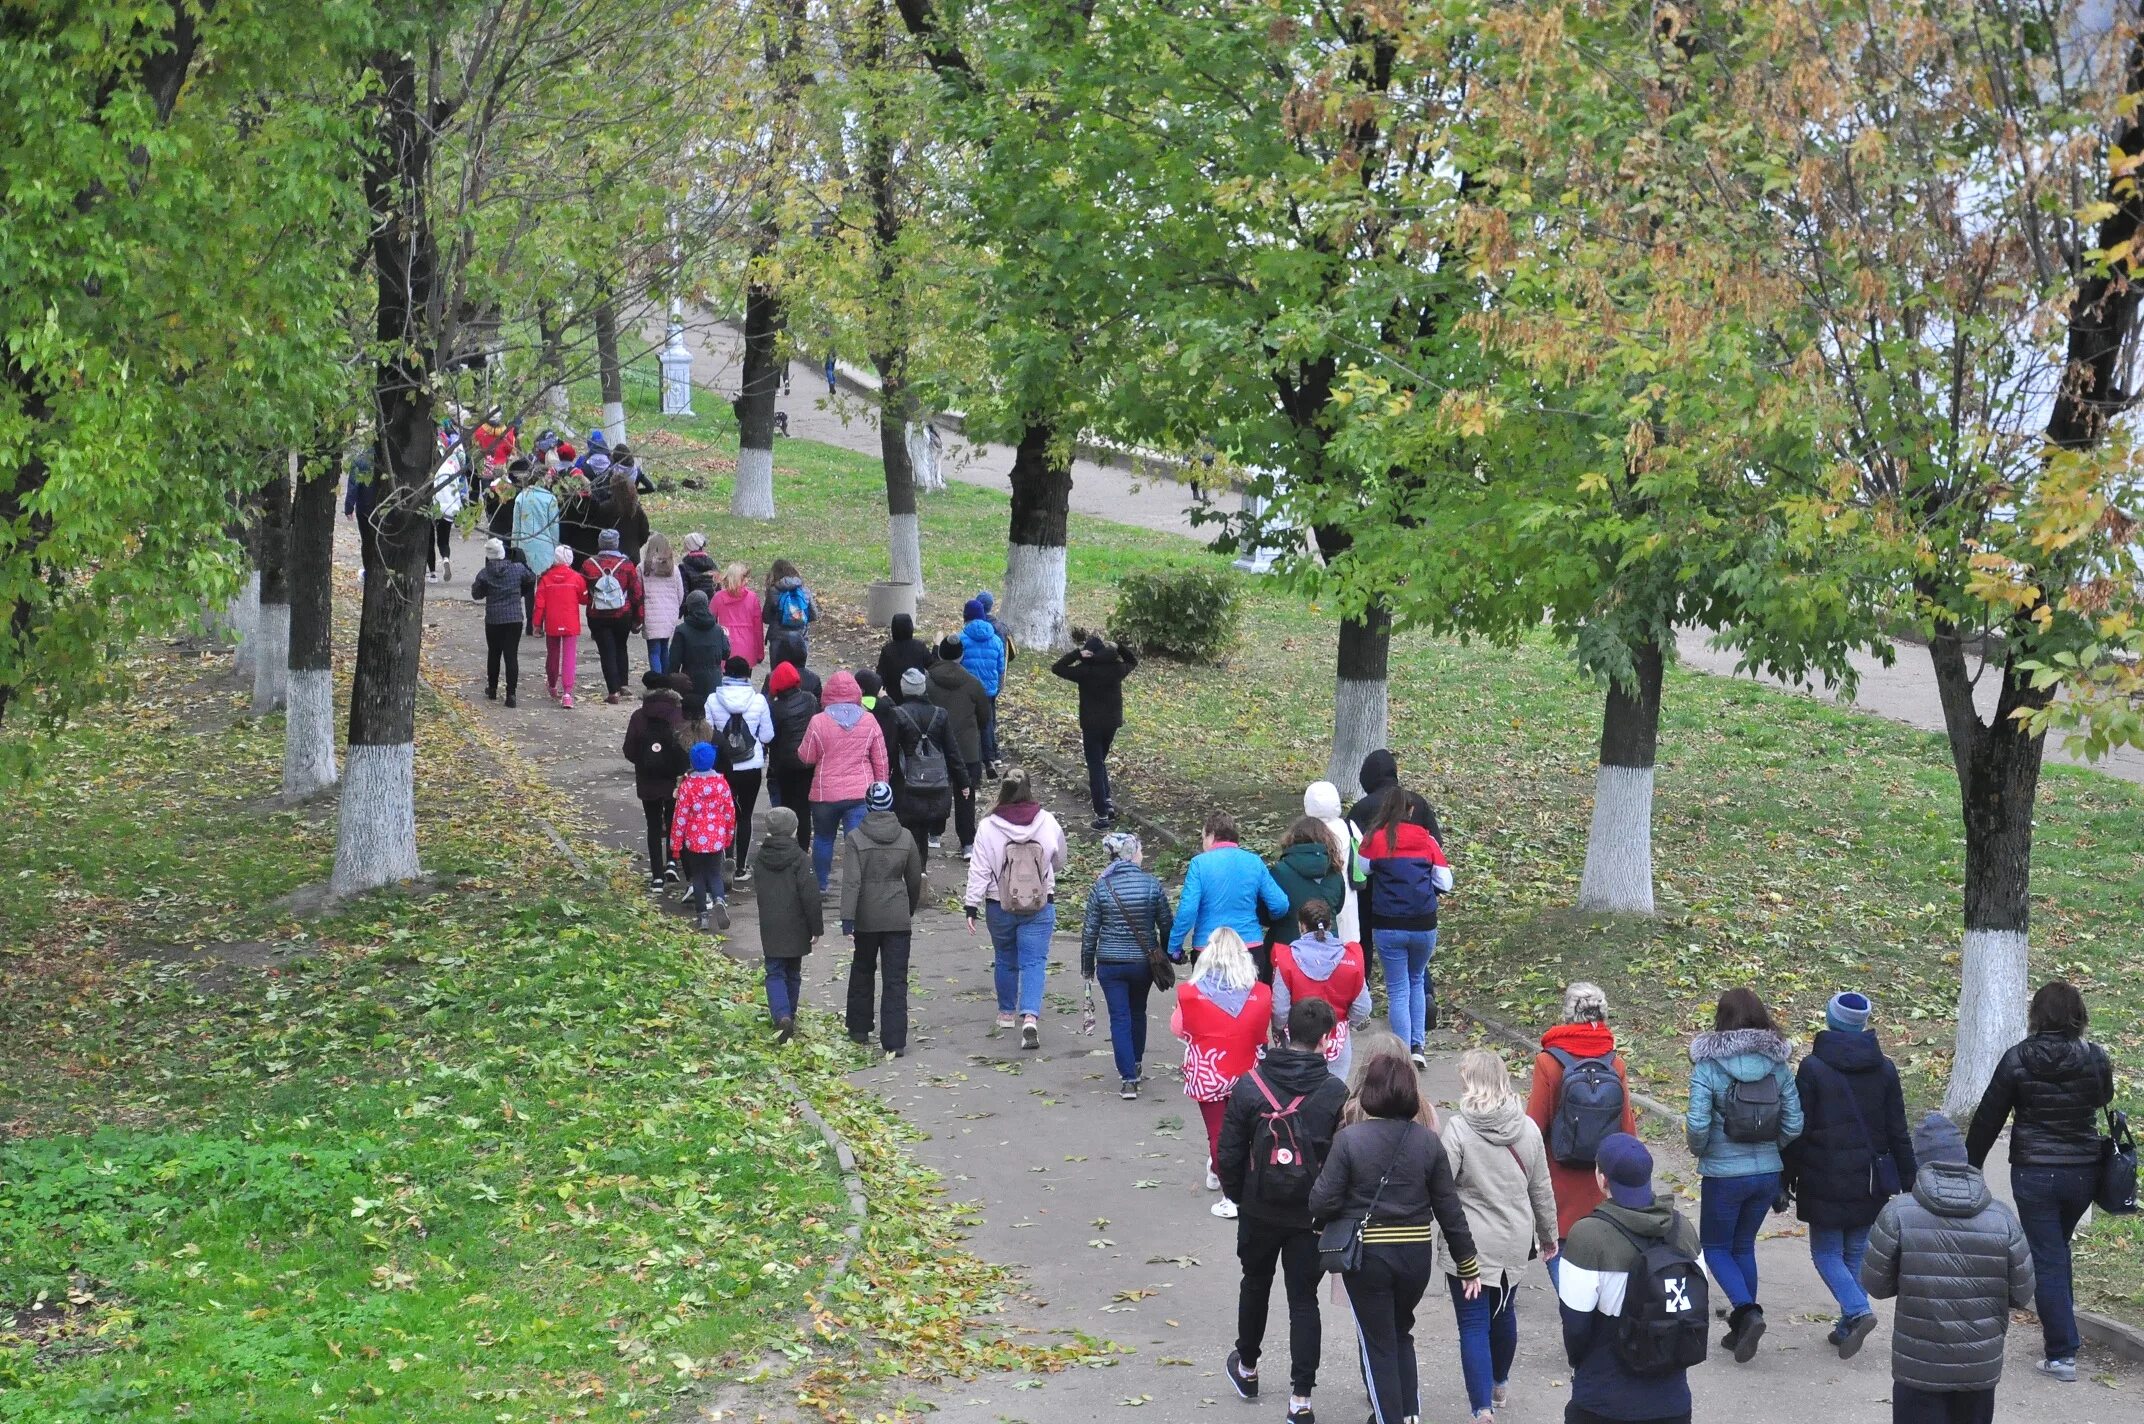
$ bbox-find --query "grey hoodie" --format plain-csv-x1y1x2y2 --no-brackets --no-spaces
1268,931,1372,1080
1863,1159,2034,1391
1438,1097,1559,1285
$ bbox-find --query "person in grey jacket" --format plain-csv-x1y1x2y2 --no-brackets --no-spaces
754,806,821,1043
1080,832,1174,1098
840,783,924,1057
1862,1112,2034,1424
469,539,535,703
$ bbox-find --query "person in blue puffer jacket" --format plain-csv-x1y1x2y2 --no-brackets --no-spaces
1686,987,1804,1365
1167,810,1289,967
961,599,1008,768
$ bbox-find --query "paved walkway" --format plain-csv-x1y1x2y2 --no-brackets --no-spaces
402,529,2132,1424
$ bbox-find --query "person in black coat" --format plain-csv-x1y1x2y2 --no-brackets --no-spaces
1964,980,2115,1380
765,659,821,846
1050,631,1138,831
1782,990,1916,1359
1348,748,1442,842
769,629,822,701
887,667,968,861
620,672,688,889
670,589,731,717
875,613,935,701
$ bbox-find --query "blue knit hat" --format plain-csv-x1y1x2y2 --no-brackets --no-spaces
1595,1133,1655,1208
1827,991,1872,1033
690,741,717,773
962,598,985,621
976,590,995,610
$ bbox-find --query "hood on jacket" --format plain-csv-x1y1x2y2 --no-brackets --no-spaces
1278,842,1334,880
1460,1096,1530,1147
828,703,866,730
2018,1032,2100,1082
1201,982,1254,1017
1593,1198,1676,1239
1258,1045,1337,1095
1359,749,1400,794
1304,781,1343,821
1690,1028,1794,1080
856,808,907,845
1286,932,1351,980
683,590,716,626
640,687,683,713
928,657,973,687
1542,1021,1618,1059
757,830,805,873
773,574,804,593
991,802,1046,832
771,629,809,667
1812,1027,1885,1074
1912,1159,1993,1218
713,683,756,712
962,618,999,645
890,613,915,640
824,670,862,705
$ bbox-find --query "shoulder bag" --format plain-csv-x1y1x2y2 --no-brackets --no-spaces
2098,1107,2138,1215
1101,870,1175,991
1810,1057,1901,1199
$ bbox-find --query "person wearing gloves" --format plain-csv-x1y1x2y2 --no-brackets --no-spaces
669,741,737,932
1173,927,1273,1220
707,656,775,879
840,782,926,1058
960,598,1007,768
796,670,890,892
876,613,935,701
754,805,821,1043
1080,831,1174,1098
1049,631,1138,829
532,544,589,707
765,660,820,836
927,636,992,854
1301,780,1364,943
580,529,644,704
669,588,731,719
1168,810,1290,966
1863,1113,2035,1424
469,537,534,704
962,768,1069,1049
1268,900,1371,1081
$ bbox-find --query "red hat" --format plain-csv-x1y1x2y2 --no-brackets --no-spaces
768,661,800,695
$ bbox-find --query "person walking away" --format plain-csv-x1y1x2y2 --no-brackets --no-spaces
890,668,966,860
876,613,935,699
797,670,889,892
510,473,560,636
959,599,1007,770
962,768,1068,1048
765,660,820,835
639,533,684,675
670,588,731,719
680,533,719,601
1303,780,1365,943
1269,900,1370,1080
1526,982,1639,1269
1167,811,1290,972
1686,987,1803,1362
553,470,599,565
610,443,655,496
927,635,990,855
532,544,588,707
1049,632,1138,829
764,557,820,653
581,530,644,704
1308,1053,1481,1424
975,589,1019,669
840,782,925,1057
707,656,774,880
769,629,822,700
470,538,534,705
1356,788,1453,1060
670,741,737,931
1265,817,1348,968
1173,928,1273,1219
1554,1132,1708,1424
715,562,765,667
1080,830,1172,1098
1963,978,2115,1383
482,469,517,541
1864,1113,2035,1424
1782,990,1917,1359
622,670,688,889
1215,997,1349,1424
754,805,821,1042
1348,748,1442,840
1440,1049,1560,1422
425,450,462,583
601,470,649,561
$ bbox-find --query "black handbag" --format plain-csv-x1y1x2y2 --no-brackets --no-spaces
2098,1108,2138,1215
1101,873,1175,991
1812,1058,1902,1199
1317,1164,1394,1275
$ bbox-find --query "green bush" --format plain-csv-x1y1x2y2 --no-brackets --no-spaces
1110,566,1244,663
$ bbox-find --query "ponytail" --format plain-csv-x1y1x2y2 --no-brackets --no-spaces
1298,897,1334,940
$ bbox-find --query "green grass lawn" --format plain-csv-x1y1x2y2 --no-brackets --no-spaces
640,421,2144,1325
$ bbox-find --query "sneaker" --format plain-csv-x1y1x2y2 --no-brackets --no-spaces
647,875,665,893
441,558,450,582
774,1018,795,1044
927,835,943,851
2036,1358,2078,1383
1835,1312,1878,1360
1285,1404,1313,1424
1090,815,1115,831
1409,1050,1428,1069
1224,1348,1258,1400
711,899,730,931
1210,1198,1238,1220
734,864,753,883
958,844,974,860
560,693,574,709
426,570,439,583
1119,1079,1138,1100
996,1013,1017,1031
695,909,710,931
1020,1017,1040,1050
1471,1413,1494,1423
665,863,683,882
1205,1167,1222,1192
503,693,516,708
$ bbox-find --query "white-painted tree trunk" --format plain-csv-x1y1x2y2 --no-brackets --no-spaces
231,572,261,676
1325,677,1389,798
888,512,923,596
330,741,421,896
732,445,776,520
282,667,339,801
1945,928,2031,1117
1577,765,1656,914
908,422,946,492
251,603,290,714
1003,542,1070,652
602,400,627,450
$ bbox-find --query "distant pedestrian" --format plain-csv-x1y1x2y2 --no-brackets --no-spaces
876,613,935,700
1963,979,2115,1383
754,806,820,1043
707,656,774,879
926,635,991,855
714,562,765,667
1167,810,1290,968
840,782,925,1058
1525,982,1638,1263
1268,899,1370,1081
1079,831,1173,1098
580,530,644,703
621,669,688,889
1301,780,1364,943
889,667,967,861
1863,1112,2035,1424
532,544,588,708
639,533,684,675
1174,927,1273,1219
797,670,888,892
765,659,820,836
1357,786,1453,1058
680,532,719,600
962,768,1068,1049
669,741,737,932
764,557,819,650
959,598,1007,770
1049,631,1137,829
469,537,533,705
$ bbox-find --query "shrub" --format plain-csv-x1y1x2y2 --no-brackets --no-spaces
1110,566,1243,663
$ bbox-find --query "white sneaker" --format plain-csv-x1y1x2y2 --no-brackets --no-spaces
1204,1167,1221,1192
1211,1198,1238,1219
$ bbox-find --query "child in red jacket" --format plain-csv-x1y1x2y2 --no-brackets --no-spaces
671,740,738,931
533,544,589,707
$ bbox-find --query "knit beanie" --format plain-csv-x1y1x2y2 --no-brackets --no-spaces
768,661,801,696
976,590,995,610
599,529,621,551
766,805,798,839
962,598,986,622
1827,991,1873,1033
483,537,505,560
865,781,894,811
901,667,928,697
684,532,708,552
690,741,717,773
1912,1112,1968,1166
552,544,577,567
938,635,963,660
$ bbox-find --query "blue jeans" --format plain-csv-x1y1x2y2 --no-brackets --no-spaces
986,900,1055,1017
2014,1163,2097,1360
1700,1171,1781,1308
1095,959,1152,1081
810,799,866,891
1809,1224,1872,1323
765,958,801,1022
645,635,670,675
1374,928,1435,1049
1447,1278,1517,1415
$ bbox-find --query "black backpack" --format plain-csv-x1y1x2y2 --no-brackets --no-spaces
1603,1214,1709,1376
1244,1070,1321,1208
1547,1048,1627,1166
895,705,949,793
718,706,756,768
1720,1071,1785,1144
638,724,689,780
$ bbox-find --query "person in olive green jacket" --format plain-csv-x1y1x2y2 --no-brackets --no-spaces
840,783,925,1056
754,805,821,1043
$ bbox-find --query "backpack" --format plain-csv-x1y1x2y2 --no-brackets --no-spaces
998,836,1051,915
776,584,811,629
1602,1215,1710,1377
589,553,628,613
1720,1071,1785,1144
718,705,756,767
1547,1048,1627,1167
638,724,689,779
1244,1070,1322,1208
895,706,949,792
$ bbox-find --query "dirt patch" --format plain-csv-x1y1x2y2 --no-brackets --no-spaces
1,1284,124,1370
269,871,461,920
127,939,317,994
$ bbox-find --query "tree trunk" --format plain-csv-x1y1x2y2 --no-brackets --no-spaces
594,297,626,448
334,50,433,899
874,365,923,593
231,568,261,678
908,417,945,491
251,457,293,715
1004,421,1072,652
1577,637,1663,915
1326,605,1391,798
537,302,570,423
284,447,340,801
731,274,783,520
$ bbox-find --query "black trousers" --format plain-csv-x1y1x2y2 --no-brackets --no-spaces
952,760,983,848
1890,1386,1995,1424
1081,723,1117,816
774,767,814,843
1236,1218,1322,1398
484,620,521,694
1345,1240,1432,1424
425,517,452,570
846,930,913,1052
1565,1409,1691,1424
641,798,673,878
589,619,632,694
724,768,763,870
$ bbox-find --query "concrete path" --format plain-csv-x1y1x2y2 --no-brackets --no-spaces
401,527,2133,1424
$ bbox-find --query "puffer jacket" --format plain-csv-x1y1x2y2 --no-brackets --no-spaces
839,809,924,934
532,563,587,637
621,687,687,802
1356,820,1452,931
1308,1117,1479,1274
641,567,685,642
796,671,889,803
1784,1028,1917,1229
767,683,821,773
1863,1161,2034,1391
925,657,990,766
470,556,534,624
1965,1032,2115,1169
960,618,1006,696
1080,859,1173,975
707,679,775,772
1438,1098,1559,1286
1686,1028,1804,1177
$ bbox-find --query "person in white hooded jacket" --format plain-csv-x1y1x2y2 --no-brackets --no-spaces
963,768,1069,1049
707,656,775,879
1302,781,1363,943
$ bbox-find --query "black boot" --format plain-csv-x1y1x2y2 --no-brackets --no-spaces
1727,1304,1766,1363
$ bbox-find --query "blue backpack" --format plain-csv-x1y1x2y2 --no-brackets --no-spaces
776,584,811,630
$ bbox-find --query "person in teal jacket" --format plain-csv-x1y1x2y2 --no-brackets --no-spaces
1686,987,1804,1365
1167,810,1289,966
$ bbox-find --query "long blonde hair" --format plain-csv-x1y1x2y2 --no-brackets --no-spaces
1457,1048,1516,1114
1344,1028,1438,1129
642,531,676,578
1188,927,1258,994
723,560,750,593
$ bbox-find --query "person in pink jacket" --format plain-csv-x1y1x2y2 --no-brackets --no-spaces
797,669,889,891
639,532,686,676
961,769,1070,1049
713,562,766,667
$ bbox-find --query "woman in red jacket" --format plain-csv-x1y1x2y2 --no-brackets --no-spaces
1523,980,1638,1270
1172,926,1273,1220
532,544,589,708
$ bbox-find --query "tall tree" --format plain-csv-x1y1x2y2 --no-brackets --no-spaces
284,446,342,801
251,458,295,715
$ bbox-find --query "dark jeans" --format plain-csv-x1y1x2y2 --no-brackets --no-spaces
980,697,1001,764
1890,1384,1995,1424
1095,959,1151,1082
765,957,801,1023
641,798,674,879
2014,1161,2097,1360
774,767,814,838
724,768,763,871
1081,723,1117,816
952,761,983,848
1344,1239,1432,1424
810,799,866,891
846,930,913,1052
1448,1277,1517,1415
484,620,521,694
1236,1217,1322,1398
682,850,726,910
645,635,670,675
1699,1170,1780,1308
1566,1409,1691,1424
589,618,632,694
425,517,452,571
